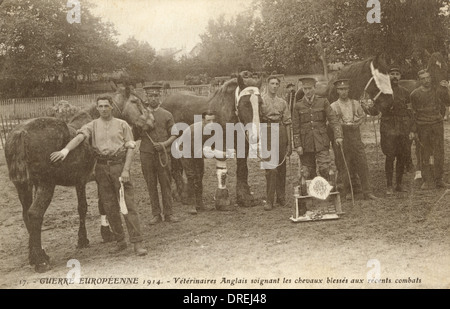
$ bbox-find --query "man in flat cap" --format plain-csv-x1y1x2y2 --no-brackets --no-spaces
292,77,343,185
139,84,180,224
330,79,378,200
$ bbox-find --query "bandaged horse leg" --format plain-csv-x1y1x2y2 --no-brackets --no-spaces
215,159,234,211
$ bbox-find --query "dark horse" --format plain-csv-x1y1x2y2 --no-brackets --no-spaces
327,54,394,110
4,85,150,273
162,74,263,209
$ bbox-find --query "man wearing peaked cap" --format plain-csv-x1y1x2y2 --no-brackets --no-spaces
139,83,181,224
330,78,378,200
292,76,343,184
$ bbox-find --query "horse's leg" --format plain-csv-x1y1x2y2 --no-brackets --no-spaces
14,182,33,233
28,183,55,273
75,184,89,248
236,142,256,207
171,157,187,202
214,158,234,211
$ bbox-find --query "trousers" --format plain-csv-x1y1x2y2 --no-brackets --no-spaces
95,162,143,243
181,157,204,205
264,123,288,205
334,126,372,195
140,151,174,216
417,122,445,182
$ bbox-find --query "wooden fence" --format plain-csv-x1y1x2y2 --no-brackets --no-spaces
0,85,213,149
0,94,98,118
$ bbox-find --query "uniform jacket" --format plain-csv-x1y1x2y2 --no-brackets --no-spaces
292,95,342,152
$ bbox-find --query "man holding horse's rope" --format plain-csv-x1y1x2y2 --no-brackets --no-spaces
261,75,292,211
50,95,148,256
139,85,180,225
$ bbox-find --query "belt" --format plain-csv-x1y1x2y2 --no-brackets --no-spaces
96,158,124,166
262,119,281,124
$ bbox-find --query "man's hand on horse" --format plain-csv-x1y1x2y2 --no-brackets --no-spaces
295,146,303,156
50,148,69,162
335,138,344,147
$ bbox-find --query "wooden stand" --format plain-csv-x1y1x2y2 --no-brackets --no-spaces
290,186,344,223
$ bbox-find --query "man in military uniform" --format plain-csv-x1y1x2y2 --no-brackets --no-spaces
330,79,378,200
292,77,343,183
378,67,413,194
140,85,180,224
261,76,292,211
410,69,450,190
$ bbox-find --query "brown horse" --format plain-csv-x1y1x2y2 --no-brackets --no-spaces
161,74,263,208
4,85,150,273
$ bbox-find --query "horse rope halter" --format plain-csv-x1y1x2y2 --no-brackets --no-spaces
234,86,287,168
111,91,168,167
360,61,394,109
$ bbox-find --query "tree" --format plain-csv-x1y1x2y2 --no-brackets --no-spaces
0,0,121,97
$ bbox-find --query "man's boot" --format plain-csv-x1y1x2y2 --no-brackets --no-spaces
420,165,435,190
133,242,148,256
109,239,127,254
436,178,450,189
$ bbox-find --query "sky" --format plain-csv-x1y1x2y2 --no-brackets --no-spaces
88,0,252,52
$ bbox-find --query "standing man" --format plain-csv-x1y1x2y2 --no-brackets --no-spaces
179,112,216,214
378,67,413,194
261,76,292,211
292,77,343,184
50,96,147,256
330,79,378,200
410,70,450,190
140,85,179,223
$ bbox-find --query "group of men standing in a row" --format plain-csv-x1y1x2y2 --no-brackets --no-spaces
49,66,450,255
266,66,450,210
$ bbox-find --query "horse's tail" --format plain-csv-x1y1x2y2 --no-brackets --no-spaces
5,128,30,183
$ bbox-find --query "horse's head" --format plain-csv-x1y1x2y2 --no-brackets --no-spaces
361,53,394,112
110,85,155,132
235,73,263,144
328,54,394,113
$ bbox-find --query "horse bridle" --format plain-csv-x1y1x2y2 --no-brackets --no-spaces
234,86,261,120
110,91,147,118
360,61,394,105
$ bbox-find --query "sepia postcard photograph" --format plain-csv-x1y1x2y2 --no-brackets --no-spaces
0,0,449,295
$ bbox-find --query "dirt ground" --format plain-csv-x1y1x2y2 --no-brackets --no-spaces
0,121,449,290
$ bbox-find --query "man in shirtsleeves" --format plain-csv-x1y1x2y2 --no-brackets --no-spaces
140,85,180,224
330,79,378,200
261,75,292,211
292,77,343,184
50,95,147,256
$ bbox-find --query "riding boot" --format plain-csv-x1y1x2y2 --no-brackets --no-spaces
420,165,435,190
395,160,407,192
385,157,394,195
